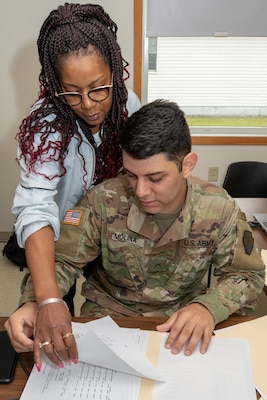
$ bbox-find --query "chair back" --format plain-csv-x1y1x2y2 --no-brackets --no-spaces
222,161,267,197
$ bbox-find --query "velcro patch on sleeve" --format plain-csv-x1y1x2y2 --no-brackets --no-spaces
63,210,82,226
243,230,254,255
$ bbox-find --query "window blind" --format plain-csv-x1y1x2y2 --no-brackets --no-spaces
147,0,267,37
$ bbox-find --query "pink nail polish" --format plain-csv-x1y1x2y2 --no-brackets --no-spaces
58,363,64,368
35,363,41,372
72,358,78,364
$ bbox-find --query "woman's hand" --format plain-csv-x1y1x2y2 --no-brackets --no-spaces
5,301,79,371
33,302,78,370
21,228,79,369
156,303,215,355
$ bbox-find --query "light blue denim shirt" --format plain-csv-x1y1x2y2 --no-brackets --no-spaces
13,88,141,247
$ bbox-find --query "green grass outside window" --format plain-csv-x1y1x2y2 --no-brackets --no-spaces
186,116,267,127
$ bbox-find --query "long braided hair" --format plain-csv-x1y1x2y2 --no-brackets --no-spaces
17,3,129,186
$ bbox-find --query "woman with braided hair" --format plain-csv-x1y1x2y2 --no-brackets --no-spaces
8,3,140,365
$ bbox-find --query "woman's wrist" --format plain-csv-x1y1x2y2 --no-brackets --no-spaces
37,297,69,312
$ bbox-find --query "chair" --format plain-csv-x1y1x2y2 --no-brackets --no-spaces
222,161,267,198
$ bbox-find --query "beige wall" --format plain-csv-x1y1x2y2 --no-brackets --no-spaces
0,0,134,232
193,144,266,184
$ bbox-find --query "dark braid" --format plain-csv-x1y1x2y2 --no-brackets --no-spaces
17,3,129,186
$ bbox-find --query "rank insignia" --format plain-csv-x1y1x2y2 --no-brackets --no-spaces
242,230,254,255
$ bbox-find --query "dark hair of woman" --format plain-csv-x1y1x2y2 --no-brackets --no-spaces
17,3,129,186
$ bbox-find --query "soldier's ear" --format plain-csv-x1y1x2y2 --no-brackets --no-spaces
182,152,198,178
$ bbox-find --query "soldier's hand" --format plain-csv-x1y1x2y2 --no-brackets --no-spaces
156,303,215,355
4,302,37,353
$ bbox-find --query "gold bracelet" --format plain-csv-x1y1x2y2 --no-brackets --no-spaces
37,298,69,312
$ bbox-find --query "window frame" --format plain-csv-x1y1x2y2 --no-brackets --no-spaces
133,0,267,145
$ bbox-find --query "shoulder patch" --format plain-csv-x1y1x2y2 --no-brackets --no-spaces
242,230,254,255
63,210,82,226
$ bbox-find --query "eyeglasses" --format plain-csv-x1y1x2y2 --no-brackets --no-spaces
55,74,113,106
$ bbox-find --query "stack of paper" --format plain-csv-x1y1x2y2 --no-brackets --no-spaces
20,316,257,400
215,315,267,400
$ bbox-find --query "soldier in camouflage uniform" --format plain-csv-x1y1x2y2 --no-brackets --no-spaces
5,100,265,367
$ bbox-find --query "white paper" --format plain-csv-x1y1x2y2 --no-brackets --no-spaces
215,316,267,400
20,317,257,400
20,319,146,400
151,335,256,400
76,316,164,381
20,360,141,400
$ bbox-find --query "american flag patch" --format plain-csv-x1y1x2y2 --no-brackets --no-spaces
63,210,82,226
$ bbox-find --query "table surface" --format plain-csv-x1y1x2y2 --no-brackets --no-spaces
0,315,262,400
1,198,266,399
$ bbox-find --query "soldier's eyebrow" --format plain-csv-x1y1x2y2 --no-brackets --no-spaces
123,167,165,177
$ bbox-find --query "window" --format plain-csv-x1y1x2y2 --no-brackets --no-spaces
134,0,267,143
147,37,267,119
148,37,157,71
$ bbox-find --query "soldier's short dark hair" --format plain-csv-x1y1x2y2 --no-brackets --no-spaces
119,99,191,169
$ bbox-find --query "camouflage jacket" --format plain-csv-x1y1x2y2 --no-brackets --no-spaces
20,175,265,324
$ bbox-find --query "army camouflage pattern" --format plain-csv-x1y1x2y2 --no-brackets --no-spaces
20,175,265,324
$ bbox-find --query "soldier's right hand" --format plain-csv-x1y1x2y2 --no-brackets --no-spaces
4,302,37,353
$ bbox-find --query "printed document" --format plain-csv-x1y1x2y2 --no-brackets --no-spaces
20,316,256,400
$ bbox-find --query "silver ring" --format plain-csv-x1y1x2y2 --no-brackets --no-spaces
62,332,73,340
39,341,52,349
